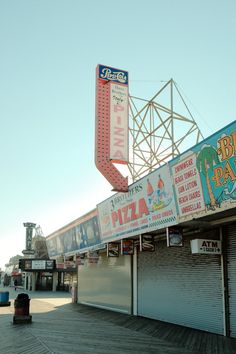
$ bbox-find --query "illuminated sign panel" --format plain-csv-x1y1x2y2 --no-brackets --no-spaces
110,83,129,162
23,222,36,251
98,65,128,84
95,64,129,192
19,259,55,271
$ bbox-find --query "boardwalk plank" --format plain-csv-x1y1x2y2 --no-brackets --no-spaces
1,289,236,354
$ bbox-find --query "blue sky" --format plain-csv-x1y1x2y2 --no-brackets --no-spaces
0,0,235,269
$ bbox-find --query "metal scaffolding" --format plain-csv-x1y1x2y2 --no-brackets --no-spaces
127,79,204,182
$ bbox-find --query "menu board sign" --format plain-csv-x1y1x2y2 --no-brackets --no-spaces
171,153,205,218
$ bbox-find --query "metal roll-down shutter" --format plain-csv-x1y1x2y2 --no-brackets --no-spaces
137,236,223,334
226,224,236,338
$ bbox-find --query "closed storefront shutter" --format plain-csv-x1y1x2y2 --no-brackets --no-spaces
226,224,236,338
137,236,224,334
78,252,132,314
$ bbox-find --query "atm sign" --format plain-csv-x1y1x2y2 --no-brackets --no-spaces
191,239,222,255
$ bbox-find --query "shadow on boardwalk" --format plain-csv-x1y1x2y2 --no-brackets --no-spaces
0,288,236,354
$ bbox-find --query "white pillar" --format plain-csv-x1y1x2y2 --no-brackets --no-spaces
31,272,36,291
52,272,58,292
132,247,138,316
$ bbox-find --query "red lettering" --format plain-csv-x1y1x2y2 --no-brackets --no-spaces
112,150,125,160
111,199,149,228
117,209,123,225
138,198,149,218
114,138,124,147
114,104,124,112
129,202,138,220
111,211,118,227
114,127,124,136
122,205,130,224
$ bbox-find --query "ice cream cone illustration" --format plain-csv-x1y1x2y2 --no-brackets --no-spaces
147,178,154,211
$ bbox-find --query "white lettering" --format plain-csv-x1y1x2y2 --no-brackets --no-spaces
100,68,127,83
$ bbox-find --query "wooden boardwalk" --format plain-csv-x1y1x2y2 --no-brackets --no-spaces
0,289,236,353
74,304,236,354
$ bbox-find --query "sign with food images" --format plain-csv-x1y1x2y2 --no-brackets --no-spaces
140,235,155,252
121,240,134,255
107,243,119,257
97,164,177,243
166,227,183,247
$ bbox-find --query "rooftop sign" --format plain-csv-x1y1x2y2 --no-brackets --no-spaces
95,64,129,192
98,65,128,85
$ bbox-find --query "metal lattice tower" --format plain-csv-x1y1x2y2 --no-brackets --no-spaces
33,225,49,259
127,79,204,182
34,225,44,237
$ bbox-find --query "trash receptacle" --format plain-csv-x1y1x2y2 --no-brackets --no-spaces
0,291,10,306
14,293,30,316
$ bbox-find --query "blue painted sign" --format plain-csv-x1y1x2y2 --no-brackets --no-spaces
170,120,236,221
46,216,102,257
98,64,128,85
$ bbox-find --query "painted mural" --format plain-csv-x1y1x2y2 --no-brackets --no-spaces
46,215,101,257
170,120,236,221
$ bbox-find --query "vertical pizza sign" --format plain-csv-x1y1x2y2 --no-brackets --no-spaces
95,64,129,192
110,83,129,163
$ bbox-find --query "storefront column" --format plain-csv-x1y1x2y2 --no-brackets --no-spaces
132,246,138,316
52,272,58,291
31,272,36,291
220,227,230,336
25,273,30,291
